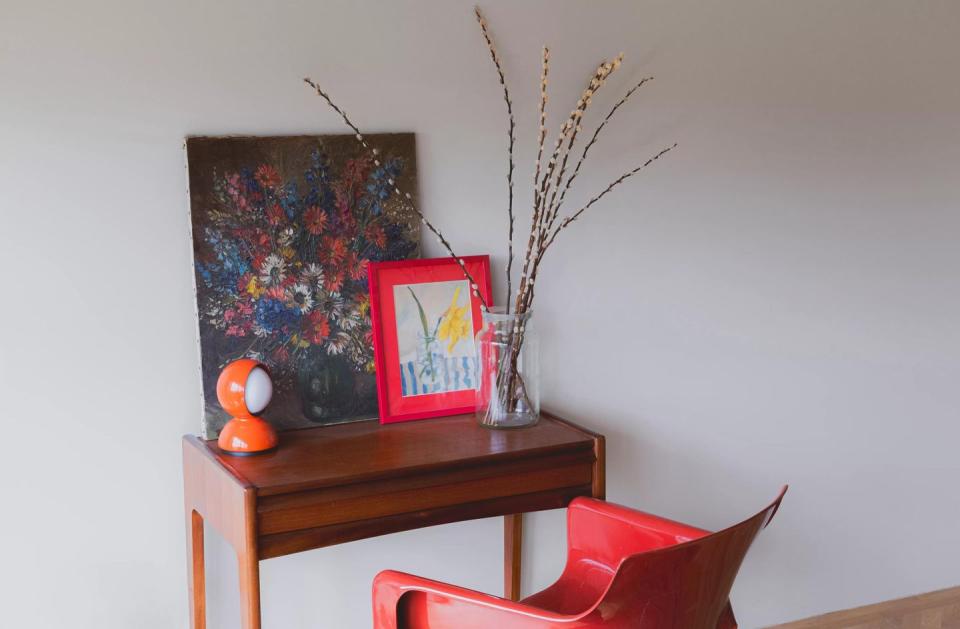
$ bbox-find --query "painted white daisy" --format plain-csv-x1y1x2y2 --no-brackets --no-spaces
300,263,326,291
316,291,345,321
325,331,351,355
286,283,314,314
259,254,287,287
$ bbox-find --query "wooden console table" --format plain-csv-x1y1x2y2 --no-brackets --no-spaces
183,412,605,628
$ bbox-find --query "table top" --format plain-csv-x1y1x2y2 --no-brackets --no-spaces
184,412,599,497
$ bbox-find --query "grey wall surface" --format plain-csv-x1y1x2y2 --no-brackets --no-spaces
2,1,959,627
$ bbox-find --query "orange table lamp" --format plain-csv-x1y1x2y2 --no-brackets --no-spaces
216,358,278,455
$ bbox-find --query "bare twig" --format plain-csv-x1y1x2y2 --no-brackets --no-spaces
533,47,550,213
475,7,516,313
541,143,677,253
546,76,654,234
545,55,624,225
514,56,622,314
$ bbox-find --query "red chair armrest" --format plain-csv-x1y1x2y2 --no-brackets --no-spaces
373,570,575,629
567,498,710,564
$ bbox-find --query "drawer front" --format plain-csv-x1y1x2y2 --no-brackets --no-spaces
257,449,595,536
258,484,593,560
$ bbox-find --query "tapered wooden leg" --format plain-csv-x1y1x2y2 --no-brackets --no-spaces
187,510,206,629
504,513,523,601
237,547,262,629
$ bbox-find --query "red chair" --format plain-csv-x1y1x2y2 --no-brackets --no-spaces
373,487,786,629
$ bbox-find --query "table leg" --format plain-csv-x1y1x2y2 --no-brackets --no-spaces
237,546,262,629
187,510,206,629
504,513,523,601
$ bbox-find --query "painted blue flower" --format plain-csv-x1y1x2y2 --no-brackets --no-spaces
204,228,249,289
196,262,214,288
254,297,301,336
240,167,259,194
303,150,338,217
280,182,300,219
360,158,403,215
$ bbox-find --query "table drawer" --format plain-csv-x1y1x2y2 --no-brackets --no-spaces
257,449,595,536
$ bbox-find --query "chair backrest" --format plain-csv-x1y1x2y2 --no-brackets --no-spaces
586,487,787,629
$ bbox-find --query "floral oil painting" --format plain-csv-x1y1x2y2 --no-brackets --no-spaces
392,280,478,397
187,134,420,438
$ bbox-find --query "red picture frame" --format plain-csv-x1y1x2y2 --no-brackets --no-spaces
368,256,493,424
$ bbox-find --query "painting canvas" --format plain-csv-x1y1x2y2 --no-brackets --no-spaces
187,134,420,439
368,256,492,424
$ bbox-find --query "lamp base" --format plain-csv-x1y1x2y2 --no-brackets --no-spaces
217,416,279,455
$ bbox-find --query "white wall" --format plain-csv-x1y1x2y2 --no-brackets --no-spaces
2,0,959,627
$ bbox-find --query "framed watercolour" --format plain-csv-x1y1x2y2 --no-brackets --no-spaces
368,256,493,424
186,134,420,438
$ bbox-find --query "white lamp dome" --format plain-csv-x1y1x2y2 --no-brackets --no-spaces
244,366,273,415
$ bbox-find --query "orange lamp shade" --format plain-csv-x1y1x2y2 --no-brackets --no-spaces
216,358,278,455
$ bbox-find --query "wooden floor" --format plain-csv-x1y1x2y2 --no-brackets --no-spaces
770,586,960,629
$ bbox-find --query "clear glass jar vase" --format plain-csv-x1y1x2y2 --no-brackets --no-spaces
475,308,539,428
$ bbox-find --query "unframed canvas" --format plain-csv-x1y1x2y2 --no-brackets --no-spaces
186,134,420,439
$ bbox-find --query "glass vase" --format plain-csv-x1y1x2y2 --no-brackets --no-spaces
475,308,539,429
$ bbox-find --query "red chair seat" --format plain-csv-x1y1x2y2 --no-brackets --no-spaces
373,487,786,629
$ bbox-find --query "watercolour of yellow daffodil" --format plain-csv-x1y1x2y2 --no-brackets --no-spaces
437,286,470,352
401,280,478,395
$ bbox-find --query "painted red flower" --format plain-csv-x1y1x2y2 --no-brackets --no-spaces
255,165,281,189
305,311,330,344
345,252,369,281
319,236,347,265
324,268,346,293
341,157,371,188
365,223,386,249
304,205,327,235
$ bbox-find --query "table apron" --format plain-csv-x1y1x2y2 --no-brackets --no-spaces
256,448,595,534
257,483,594,560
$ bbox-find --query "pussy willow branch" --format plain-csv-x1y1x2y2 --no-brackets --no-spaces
510,142,678,357
475,7,516,314
509,59,624,368
514,46,549,316
533,47,549,215
516,56,621,313
516,60,607,311
544,55,623,227
303,77,490,310
541,143,678,253
515,69,592,314
545,76,654,236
